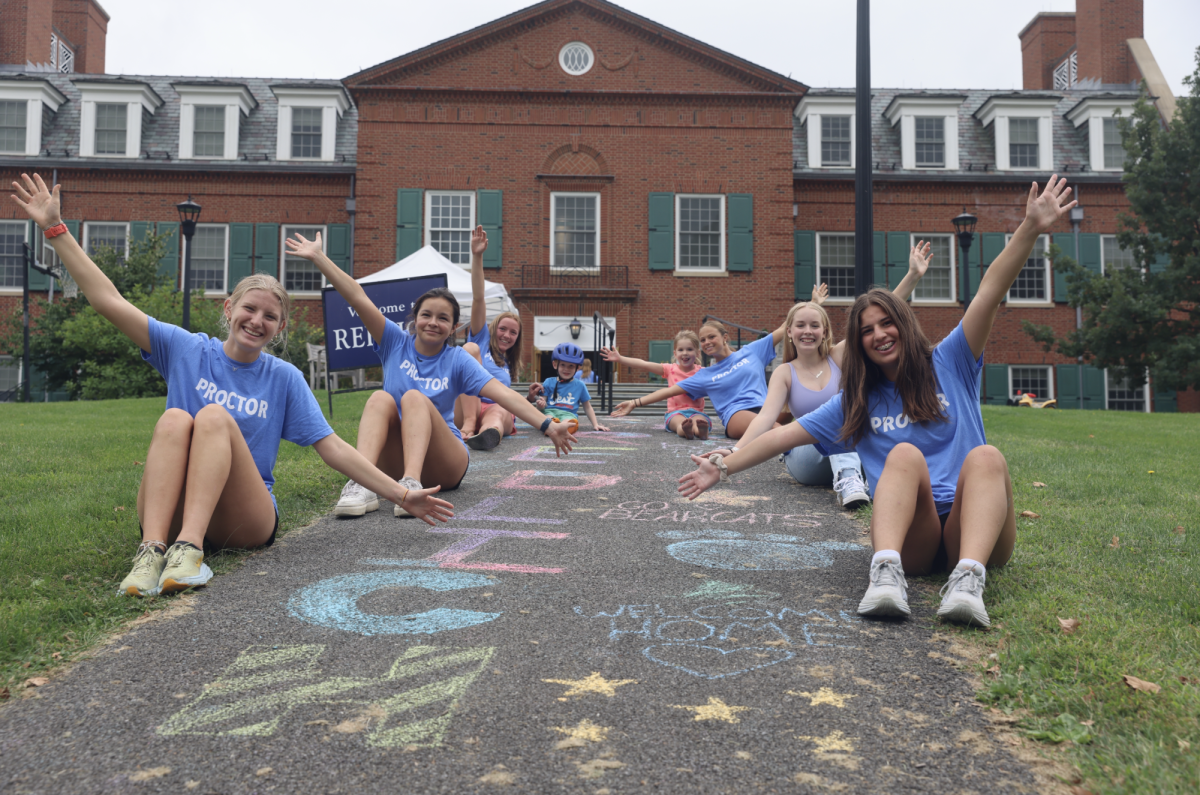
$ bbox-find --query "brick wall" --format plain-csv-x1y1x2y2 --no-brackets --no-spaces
1076,0,1143,85
1019,13,1077,90
51,0,109,74
0,0,54,67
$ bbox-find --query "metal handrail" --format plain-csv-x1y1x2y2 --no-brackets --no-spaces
593,311,617,413
699,314,771,366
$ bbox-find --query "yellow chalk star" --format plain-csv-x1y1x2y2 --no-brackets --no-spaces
672,697,752,724
542,672,637,698
553,719,610,743
786,688,857,708
796,730,856,754
680,492,771,508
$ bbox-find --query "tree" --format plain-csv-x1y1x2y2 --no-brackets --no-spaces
1024,47,1200,392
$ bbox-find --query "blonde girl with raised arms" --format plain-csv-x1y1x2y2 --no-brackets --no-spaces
600,330,712,439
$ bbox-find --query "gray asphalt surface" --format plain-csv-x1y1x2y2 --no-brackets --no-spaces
0,418,1036,794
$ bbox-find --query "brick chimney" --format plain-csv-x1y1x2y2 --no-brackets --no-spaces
0,0,55,68
1075,0,1143,86
1018,12,1077,90
52,0,109,74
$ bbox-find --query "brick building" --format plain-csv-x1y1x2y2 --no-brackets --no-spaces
0,0,1191,411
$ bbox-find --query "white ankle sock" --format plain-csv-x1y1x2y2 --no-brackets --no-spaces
956,558,986,580
871,550,901,566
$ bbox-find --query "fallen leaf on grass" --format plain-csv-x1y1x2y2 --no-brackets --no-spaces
1109,536,1120,549
255,767,272,776
1179,739,1191,752
24,677,48,688
114,506,125,512
1179,676,1199,685
134,461,144,466
1032,482,1047,488
1174,526,1186,535
62,575,72,581
129,767,171,782
0,687,10,699
985,666,1001,678
1080,720,1094,726
51,652,61,660
1058,618,1080,634
1020,510,1040,519
1122,675,1161,694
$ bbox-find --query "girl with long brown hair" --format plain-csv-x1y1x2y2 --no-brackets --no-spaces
680,177,1077,627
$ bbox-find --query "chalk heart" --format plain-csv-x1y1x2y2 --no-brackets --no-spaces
643,644,794,680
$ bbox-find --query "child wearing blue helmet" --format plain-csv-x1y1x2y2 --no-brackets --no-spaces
529,343,610,434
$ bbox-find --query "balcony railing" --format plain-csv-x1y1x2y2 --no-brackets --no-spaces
519,265,629,289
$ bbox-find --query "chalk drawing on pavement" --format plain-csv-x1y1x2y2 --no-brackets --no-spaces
510,445,634,465
667,539,864,571
541,672,638,698
646,644,794,680
497,470,621,491
158,644,494,748
671,696,751,723
682,580,782,603
599,501,820,527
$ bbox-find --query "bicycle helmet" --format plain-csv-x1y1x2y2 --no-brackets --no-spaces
551,342,585,365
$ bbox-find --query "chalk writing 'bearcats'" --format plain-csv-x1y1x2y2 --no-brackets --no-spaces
194,378,269,418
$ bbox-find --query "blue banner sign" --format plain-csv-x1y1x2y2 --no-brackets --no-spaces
321,275,448,371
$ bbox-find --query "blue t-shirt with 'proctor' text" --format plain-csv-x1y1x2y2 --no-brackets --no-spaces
141,318,334,508
468,323,511,405
797,321,986,512
540,376,591,417
376,319,496,443
676,334,777,426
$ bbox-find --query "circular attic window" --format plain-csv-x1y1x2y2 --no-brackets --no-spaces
559,42,594,76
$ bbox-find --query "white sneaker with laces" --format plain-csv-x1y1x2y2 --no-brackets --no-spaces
857,558,910,617
394,476,424,517
334,480,379,517
937,566,990,627
833,471,871,509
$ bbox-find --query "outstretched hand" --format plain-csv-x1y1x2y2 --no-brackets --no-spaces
599,346,622,364
284,232,324,261
545,420,577,456
610,400,634,418
908,240,932,278
810,282,829,306
1025,175,1076,233
678,454,721,500
9,173,61,230
470,225,489,257
399,485,455,526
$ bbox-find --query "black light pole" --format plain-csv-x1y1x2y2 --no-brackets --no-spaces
176,197,202,332
952,209,978,313
853,0,874,295
21,241,31,403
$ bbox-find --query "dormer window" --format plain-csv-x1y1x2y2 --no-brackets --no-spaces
1008,118,1039,168
0,102,26,153
173,83,256,161
291,108,323,158
74,80,163,159
821,117,851,166
94,103,127,155
271,85,350,162
973,95,1059,172
914,117,944,167
796,95,857,169
1064,96,1137,172
883,94,964,170
0,79,67,156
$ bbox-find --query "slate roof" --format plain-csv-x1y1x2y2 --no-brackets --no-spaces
793,87,1143,181
0,73,356,173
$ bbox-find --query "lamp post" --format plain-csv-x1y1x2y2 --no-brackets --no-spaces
952,208,978,313
853,0,874,295
175,196,202,332
1070,201,1084,409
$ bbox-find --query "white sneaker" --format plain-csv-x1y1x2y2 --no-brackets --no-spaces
394,476,423,517
335,480,379,517
937,566,990,627
833,471,871,509
857,558,910,617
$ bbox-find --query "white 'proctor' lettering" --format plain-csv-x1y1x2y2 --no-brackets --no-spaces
400,359,449,392
195,378,268,418
869,393,951,434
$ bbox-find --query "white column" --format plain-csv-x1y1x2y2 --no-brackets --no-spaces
79,101,95,157
900,115,915,169
1038,116,1053,171
994,116,1010,171
848,114,856,169
125,102,141,158
178,104,194,159
24,99,42,156
276,105,291,161
945,114,960,170
320,106,337,161
1088,116,1105,170
223,104,240,160
807,115,821,169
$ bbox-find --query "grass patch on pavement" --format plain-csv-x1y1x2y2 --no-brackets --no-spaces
0,391,370,692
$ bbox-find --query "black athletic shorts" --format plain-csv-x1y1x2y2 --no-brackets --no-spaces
724,406,764,438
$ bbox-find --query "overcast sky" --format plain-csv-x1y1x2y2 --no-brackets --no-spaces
103,0,1198,97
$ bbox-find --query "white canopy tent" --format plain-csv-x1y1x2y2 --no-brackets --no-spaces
357,245,517,326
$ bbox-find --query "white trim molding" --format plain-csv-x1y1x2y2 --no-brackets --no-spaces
883,95,964,170
796,95,856,169
172,83,256,161
73,80,163,159
0,79,67,156
271,86,350,162
1064,97,1137,172
973,95,1059,172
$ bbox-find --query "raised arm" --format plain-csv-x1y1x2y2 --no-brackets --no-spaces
599,346,666,377
285,233,386,343
468,226,488,336
716,363,791,454
891,239,931,301
10,174,150,351
963,176,1075,359
678,421,817,499
610,384,686,417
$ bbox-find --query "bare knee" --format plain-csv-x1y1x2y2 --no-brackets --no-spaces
964,445,1008,475
365,390,398,415
400,389,432,413
462,342,482,362
885,442,927,467
154,408,194,439
193,402,235,433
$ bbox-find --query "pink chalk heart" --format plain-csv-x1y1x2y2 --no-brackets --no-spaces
642,644,794,679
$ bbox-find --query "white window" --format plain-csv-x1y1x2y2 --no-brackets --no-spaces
75,81,162,159
425,192,475,267
675,194,725,272
797,96,856,169
817,233,856,299
820,116,851,166
0,220,28,289
193,106,225,157
914,117,945,167
1102,118,1125,170
1008,118,1039,169
0,101,27,154
0,79,67,156
1106,370,1148,412
1065,98,1136,173
559,42,594,76
84,222,129,261
187,225,228,295
1009,366,1052,401
173,83,255,161
1005,233,1050,304
281,225,326,294
911,234,955,302
974,96,1057,171
1101,235,1137,275
272,86,349,162
550,193,599,272
0,355,19,398
884,95,964,170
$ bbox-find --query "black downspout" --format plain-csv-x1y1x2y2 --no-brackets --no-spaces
853,0,874,296
22,240,30,404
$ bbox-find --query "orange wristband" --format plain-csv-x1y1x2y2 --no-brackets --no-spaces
43,223,68,239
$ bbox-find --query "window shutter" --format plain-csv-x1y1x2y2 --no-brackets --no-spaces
156,221,180,288
1153,383,1177,412
1149,245,1170,274
647,339,674,383
477,189,503,269
25,220,49,290
228,223,254,289
327,223,351,276
396,189,423,261
1082,365,1104,410
1079,234,1101,276
727,193,753,272
873,231,886,286
1052,233,1076,302
984,364,1010,405
794,230,815,300
130,221,153,245
1056,365,1080,409
886,232,909,289
255,224,279,278
648,192,674,271
976,232,1006,298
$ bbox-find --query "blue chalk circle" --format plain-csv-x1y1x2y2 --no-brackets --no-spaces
666,539,864,570
288,568,501,636
656,529,745,540
754,533,800,543
642,643,795,679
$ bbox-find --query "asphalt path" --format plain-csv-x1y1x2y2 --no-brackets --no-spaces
0,418,1038,794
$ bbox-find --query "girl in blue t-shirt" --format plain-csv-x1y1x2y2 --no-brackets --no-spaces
680,177,1078,629
454,228,523,451
286,230,576,519
10,174,454,599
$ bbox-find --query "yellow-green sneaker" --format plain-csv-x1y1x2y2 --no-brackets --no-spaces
158,542,214,595
118,542,167,597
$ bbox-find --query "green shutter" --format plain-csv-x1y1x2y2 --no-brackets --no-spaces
156,221,180,289
965,239,982,298
887,232,909,289
872,231,886,286
1079,234,1101,275
25,220,48,290
1149,246,1170,274
648,192,675,271
255,224,279,278
477,189,503,270
647,339,675,383
794,230,815,300
327,223,352,276
985,364,1010,405
1052,233,1076,302
1082,365,1105,410
1153,387,1177,412
396,189,423,261
727,193,753,272
977,233,1006,298
1056,365,1081,409
228,223,254,290
130,221,152,245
